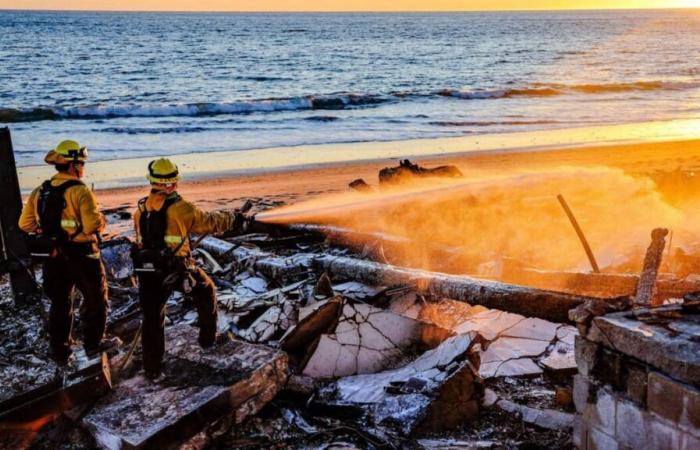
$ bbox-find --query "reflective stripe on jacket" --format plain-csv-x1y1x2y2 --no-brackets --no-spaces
133,191,234,257
19,173,106,244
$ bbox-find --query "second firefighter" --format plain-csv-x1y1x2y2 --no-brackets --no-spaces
132,157,248,379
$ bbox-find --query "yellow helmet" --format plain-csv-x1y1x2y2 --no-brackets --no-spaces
44,140,89,165
146,158,181,184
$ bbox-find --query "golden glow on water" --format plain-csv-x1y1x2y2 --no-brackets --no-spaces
3,1,700,12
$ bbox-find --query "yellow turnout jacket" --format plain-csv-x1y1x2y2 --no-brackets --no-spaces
19,173,106,245
133,191,233,257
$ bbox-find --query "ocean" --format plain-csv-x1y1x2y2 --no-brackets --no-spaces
1,9,700,167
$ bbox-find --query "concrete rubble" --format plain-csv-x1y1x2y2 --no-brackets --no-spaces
81,324,287,449
5,196,700,449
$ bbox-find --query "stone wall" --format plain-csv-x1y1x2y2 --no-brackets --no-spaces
573,311,700,450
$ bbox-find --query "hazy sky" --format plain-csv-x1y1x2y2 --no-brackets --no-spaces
3,0,700,12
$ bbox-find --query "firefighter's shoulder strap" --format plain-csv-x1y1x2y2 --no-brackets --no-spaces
37,179,85,239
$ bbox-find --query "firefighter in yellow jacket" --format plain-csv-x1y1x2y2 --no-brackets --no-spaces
19,140,109,364
132,158,247,379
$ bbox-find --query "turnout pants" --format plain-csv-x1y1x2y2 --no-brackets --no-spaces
43,252,108,359
137,266,217,376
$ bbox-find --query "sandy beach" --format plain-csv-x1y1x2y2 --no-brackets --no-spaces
16,118,700,213
94,134,700,213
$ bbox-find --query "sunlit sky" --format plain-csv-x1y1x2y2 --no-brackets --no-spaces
3,0,700,12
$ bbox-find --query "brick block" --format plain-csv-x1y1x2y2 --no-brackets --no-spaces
648,417,681,450
576,335,599,376
625,361,647,406
592,389,617,436
616,399,647,450
589,427,619,450
593,348,624,390
681,433,700,450
682,382,700,432
574,374,591,414
648,372,684,423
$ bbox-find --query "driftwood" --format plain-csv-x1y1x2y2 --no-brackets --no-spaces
200,236,616,323
634,228,669,307
379,159,463,186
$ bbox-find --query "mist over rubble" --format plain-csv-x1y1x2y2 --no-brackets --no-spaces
259,166,695,273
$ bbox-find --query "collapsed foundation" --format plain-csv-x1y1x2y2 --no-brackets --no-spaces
2,196,700,448
573,305,700,450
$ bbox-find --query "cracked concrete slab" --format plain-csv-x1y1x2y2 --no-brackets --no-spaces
500,318,558,342
302,302,423,378
418,299,489,330
333,334,477,403
479,358,543,378
453,310,525,341
322,334,481,435
81,325,287,450
281,296,343,353
388,291,423,319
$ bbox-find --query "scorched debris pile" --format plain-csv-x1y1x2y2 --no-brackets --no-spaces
2,162,700,449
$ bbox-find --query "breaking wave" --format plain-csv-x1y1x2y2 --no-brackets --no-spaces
440,80,700,100
0,94,390,123
2,80,698,123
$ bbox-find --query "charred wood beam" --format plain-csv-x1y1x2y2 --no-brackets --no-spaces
501,267,700,301
314,255,595,323
200,236,616,323
635,228,669,307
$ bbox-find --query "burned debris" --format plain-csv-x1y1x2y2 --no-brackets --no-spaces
3,164,700,449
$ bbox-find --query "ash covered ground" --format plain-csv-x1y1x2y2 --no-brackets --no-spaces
0,195,583,450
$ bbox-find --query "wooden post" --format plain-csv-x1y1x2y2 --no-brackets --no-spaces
557,194,600,273
634,228,669,307
0,127,40,305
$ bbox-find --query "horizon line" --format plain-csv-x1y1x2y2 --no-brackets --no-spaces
1,6,698,13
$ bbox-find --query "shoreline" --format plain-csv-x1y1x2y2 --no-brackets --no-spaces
17,117,700,196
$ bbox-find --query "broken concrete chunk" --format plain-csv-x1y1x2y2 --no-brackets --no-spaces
496,399,573,430
556,325,578,346
82,325,287,450
418,299,488,330
417,439,500,449
323,334,480,435
500,317,558,342
240,275,269,294
334,334,476,403
453,310,525,341
539,341,577,373
481,337,550,364
479,358,543,378
99,241,133,280
302,302,423,378
281,296,343,353
238,299,296,343
332,281,385,301
0,353,112,425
